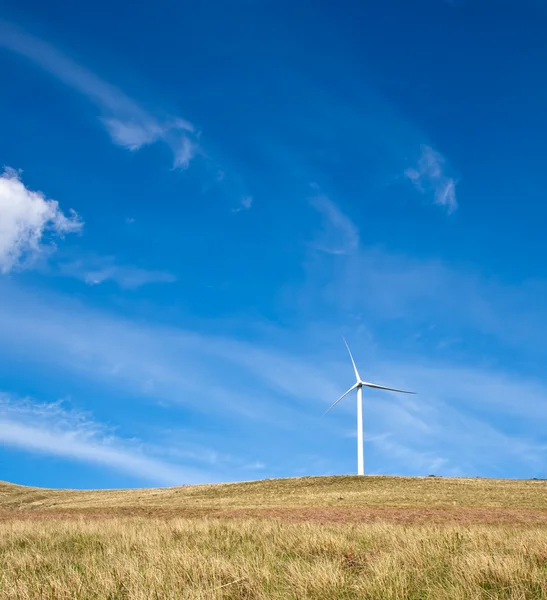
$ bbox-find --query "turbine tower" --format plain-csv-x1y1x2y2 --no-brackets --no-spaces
325,338,415,476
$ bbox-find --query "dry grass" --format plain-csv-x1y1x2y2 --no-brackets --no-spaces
1,518,546,599
1,476,546,599
2,476,547,515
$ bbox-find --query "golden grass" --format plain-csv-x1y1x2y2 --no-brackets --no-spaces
2,475,547,514
1,477,546,599
1,518,546,599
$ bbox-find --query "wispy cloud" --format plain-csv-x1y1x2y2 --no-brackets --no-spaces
309,194,360,254
232,195,253,213
0,21,199,168
304,246,547,358
405,145,458,213
57,255,176,289
248,65,460,215
365,387,547,478
0,278,545,478
367,433,452,476
0,168,82,273
0,394,208,485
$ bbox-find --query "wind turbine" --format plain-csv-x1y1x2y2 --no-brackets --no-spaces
325,338,415,476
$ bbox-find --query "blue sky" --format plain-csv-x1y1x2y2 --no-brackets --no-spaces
1,0,546,489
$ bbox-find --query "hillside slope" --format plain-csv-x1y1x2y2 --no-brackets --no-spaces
2,477,547,598
2,476,547,523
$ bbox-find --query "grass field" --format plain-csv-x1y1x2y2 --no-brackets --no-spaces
1,476,546,599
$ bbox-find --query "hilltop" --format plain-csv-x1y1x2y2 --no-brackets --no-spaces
2,475,547,524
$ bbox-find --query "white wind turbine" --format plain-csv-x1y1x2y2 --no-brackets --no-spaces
325,338,415,476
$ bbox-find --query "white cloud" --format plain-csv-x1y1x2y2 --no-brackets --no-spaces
309,195,360,254
0,21,199,168
0,168,82,273
0,170,172,286
405,145,458,213
58,256,176,289
101,118,164,151
0,394,206,485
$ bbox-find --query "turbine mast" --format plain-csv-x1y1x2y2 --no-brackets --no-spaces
357,385,364,476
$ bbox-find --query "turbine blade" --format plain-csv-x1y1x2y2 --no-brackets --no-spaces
324,383,359,415
362,381,415,394
343,337,361,382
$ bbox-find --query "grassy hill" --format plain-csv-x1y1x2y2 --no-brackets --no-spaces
2,475,547,518
1,476,546,598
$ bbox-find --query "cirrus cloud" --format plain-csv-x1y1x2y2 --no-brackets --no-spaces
0,21,199,169
0,394,207,485
309,194,360,255
57,255,177,289
405,145,458,213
